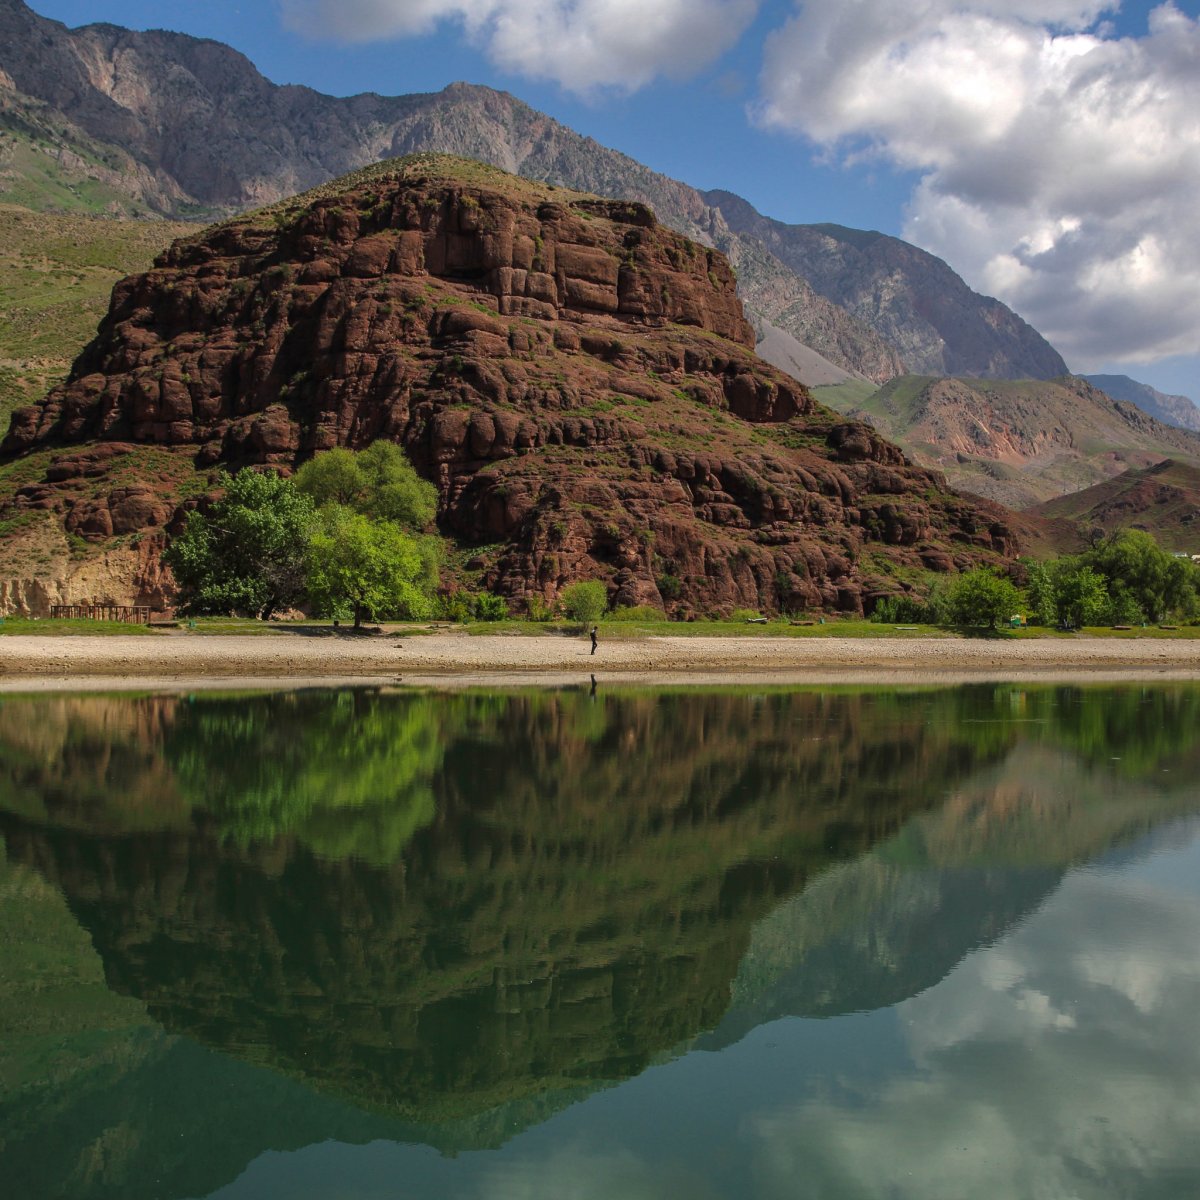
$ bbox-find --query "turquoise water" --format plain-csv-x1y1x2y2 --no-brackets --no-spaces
1,684,1199,1199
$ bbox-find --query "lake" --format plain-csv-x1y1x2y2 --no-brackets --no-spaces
1,683,1199,1199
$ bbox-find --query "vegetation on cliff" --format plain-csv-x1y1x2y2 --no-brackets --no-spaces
0,154,1018,616
0,205,192,429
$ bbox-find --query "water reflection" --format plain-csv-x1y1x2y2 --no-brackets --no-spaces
1,684,1198,1200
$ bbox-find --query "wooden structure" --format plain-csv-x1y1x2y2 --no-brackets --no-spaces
50,604,153,624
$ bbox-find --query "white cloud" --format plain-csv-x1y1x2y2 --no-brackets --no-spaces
280,0,760,94
749,869,1200,1199
757,2,1200,369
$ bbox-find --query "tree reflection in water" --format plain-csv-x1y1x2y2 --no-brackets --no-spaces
1,683,1199,1199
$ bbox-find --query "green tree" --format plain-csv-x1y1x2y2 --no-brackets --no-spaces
1024,559,1056,626
1053,563,1110,628
163,470,315,618
305,505,434,628
560,579,608,623
943,567,1020,629
1026,557,1110,628
294,441,437,530
165,691,445,864
1081,530,1198,623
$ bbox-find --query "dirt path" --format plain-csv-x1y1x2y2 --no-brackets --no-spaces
3,629,1200,691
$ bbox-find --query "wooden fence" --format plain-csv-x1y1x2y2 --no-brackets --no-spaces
50,604,153,624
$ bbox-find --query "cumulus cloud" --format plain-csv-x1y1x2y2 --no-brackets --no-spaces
280,0,760,94
757,2,1200,369
748,867,1200,1198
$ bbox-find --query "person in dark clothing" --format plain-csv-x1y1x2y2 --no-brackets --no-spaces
590,626,598,655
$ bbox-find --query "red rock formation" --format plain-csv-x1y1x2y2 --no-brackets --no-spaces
1,155,1018,614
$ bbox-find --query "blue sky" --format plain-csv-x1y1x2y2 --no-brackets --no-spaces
26,1,1200,399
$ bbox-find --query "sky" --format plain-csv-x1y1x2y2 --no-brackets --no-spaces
27,1,1200,399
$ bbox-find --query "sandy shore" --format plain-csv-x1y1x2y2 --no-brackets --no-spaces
3,629,1200,691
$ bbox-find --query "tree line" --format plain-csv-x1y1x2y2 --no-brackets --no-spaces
166,442,442,628
166,442,1200,629
873,530,1200,630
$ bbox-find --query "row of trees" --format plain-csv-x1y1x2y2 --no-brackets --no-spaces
166,443,442,628
167,446,1198,632
874,530,1200,629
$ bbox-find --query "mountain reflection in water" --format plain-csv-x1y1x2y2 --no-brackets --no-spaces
1,683,1198,1200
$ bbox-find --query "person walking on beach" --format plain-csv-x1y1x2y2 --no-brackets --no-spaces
590,625,598,655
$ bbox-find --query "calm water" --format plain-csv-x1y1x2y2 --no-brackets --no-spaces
2,683,1199,1200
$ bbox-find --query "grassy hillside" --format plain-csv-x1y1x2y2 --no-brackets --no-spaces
0,205,193,429
809,379,879,412
1032,458,1200,551
815,373,1200,509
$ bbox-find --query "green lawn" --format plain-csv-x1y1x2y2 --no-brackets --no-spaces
4,614,1199,640
0,618,163,635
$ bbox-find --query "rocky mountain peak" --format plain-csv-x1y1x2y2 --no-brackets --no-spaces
0,1,1070,387
705,192,1069,381
1,154,1017,615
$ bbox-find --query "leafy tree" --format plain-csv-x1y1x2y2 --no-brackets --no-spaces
560,580,608,623
943,567,1020,629
294,441,437,530
1055,564,1110,628
165,691,445,864
1026,557,1110,628
305,505,434,628
1081,530,1198,623
164,470,315,618
870,593,936,624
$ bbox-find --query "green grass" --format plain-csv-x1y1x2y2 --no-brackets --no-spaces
0,122,144,217
856,375,938,425
0,618,163,635
809,380,879,412
0,204,193,427
462,618,949,639
4,614,1198,640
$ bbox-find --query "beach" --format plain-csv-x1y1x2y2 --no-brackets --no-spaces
3,629,1200,691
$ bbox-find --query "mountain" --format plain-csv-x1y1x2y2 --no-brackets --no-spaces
0,687,1020,1144
1030,458,1200,550
0,154,1019,616
0,0,1063,386
1082,374,1200,433
815,374,1200,510
705,193,1069,380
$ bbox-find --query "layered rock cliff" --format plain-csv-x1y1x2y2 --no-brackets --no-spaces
1,155,1017,614
0,0,1066,385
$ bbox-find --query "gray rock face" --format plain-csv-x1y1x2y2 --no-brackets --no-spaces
706,192,1069,381
1083,374,1200,433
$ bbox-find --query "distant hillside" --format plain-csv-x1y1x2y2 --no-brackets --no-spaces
814,374,1200,509
1031,459,1200,551
0,0,1067,387
706,194,1068,381
1082,374,1200,434
0,204,191,428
